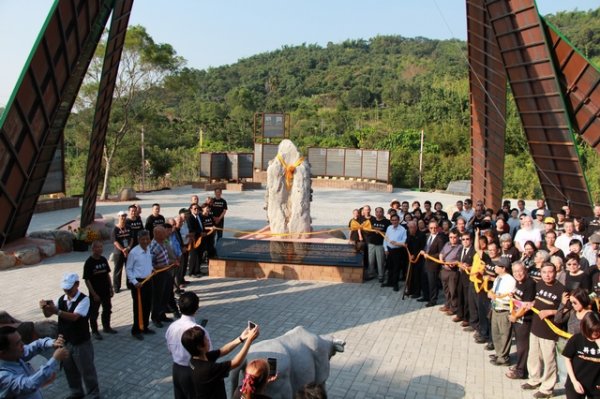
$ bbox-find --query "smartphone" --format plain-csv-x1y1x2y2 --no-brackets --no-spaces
248,321,256,329
200,319,208,327
267,357,277,377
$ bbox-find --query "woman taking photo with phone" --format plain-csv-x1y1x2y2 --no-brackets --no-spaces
181,323,259,399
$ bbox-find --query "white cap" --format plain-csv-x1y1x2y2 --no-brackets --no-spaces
61,272,79,290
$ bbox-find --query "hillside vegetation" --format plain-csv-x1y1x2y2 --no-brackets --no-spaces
62,8,600,200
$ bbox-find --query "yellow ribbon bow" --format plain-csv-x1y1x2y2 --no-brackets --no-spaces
277,153,304,191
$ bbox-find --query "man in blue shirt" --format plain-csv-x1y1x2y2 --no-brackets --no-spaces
383,214,408,291
0,326,69,398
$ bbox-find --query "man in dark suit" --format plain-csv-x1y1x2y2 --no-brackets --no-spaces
456,232,475,327
185,204,204,277
420,220,448,307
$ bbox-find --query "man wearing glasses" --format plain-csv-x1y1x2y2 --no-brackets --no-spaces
438,229,463,316
420,220,448,307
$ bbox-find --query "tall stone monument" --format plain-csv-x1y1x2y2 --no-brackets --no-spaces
265,139,311,238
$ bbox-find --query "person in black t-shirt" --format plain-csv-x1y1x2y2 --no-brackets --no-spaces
506,261,536,380
83,241,116,340
211,188,228,241
126,204,144,247
562,312,600,399
522,262,567,397
200,204,216,262
367,207,391,282
145,203,166,239
112,211,131,293
181,324,259,399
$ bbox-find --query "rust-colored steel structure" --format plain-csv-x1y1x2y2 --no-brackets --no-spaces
473,0,595,216
81,0,134,228
545,23,600,154
467,0,507,209
0,0,116,247
1,0,599,246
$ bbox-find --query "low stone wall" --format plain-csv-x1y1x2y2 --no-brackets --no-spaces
253,171,392,192
34,197,79,213
209,259,363,283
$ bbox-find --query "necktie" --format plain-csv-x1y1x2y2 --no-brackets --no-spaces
427,235,433,251
494,277,502,294
462,248,467,262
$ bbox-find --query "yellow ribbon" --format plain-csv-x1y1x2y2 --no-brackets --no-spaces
276,153,304,191
136,263,178,330
510,299,572,340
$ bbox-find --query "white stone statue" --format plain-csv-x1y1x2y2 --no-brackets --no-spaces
265,139,311,238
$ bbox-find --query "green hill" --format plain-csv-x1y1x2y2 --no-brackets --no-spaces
64,8,600,200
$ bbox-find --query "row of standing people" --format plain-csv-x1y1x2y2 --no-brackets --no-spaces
350,198,600,399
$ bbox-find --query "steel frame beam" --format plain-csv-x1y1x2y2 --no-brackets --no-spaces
81,0,134,227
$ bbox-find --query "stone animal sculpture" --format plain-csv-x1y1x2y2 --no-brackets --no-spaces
265,139,311,238
230,326,346,398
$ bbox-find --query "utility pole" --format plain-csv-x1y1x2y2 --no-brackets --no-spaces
418,129,424,191
141,126,145,192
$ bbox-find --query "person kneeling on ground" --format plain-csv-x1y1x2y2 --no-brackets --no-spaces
181,323,259,398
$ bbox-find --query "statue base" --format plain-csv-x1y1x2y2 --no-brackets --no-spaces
209,237,364,283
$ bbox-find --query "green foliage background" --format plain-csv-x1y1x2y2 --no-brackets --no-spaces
60,8,600,200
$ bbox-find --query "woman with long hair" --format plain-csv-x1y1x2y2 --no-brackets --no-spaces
234,358,277,399
562,312,600,399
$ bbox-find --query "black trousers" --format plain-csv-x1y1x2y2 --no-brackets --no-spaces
386,248,406,288
408,259,423,297
112,251,126,291
130,278,152,334
152,271,169,321
172,363,194,399
476,290,491,340
426,268,440,304
513,319,532,378
468,283,480,329
89,295,112,332
177,250,189,285
456,271,470,321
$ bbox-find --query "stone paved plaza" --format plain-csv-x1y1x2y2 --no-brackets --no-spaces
1,186,564,398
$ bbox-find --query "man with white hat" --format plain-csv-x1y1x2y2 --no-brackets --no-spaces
40,272,100,398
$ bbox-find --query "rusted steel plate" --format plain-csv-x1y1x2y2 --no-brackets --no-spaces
484,0,592,216
0,0,115,246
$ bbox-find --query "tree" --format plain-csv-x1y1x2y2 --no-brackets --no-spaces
79,25,183,199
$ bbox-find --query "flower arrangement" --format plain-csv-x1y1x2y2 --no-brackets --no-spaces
68,225,101,244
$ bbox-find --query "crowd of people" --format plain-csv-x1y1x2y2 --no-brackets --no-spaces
0,188,330,399
350,197,600,399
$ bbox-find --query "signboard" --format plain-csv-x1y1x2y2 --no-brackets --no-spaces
263,113,285,138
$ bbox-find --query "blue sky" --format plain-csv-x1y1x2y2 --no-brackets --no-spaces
0,0,598,106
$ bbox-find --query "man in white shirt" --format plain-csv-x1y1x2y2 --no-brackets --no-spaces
488,259,516,366
125,230,154,339
555,220,583,255
383,214,407,291
165,292,211,399
514,216,541,252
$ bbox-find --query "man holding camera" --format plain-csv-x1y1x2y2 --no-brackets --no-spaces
40,272,100,398
0,326,69,397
